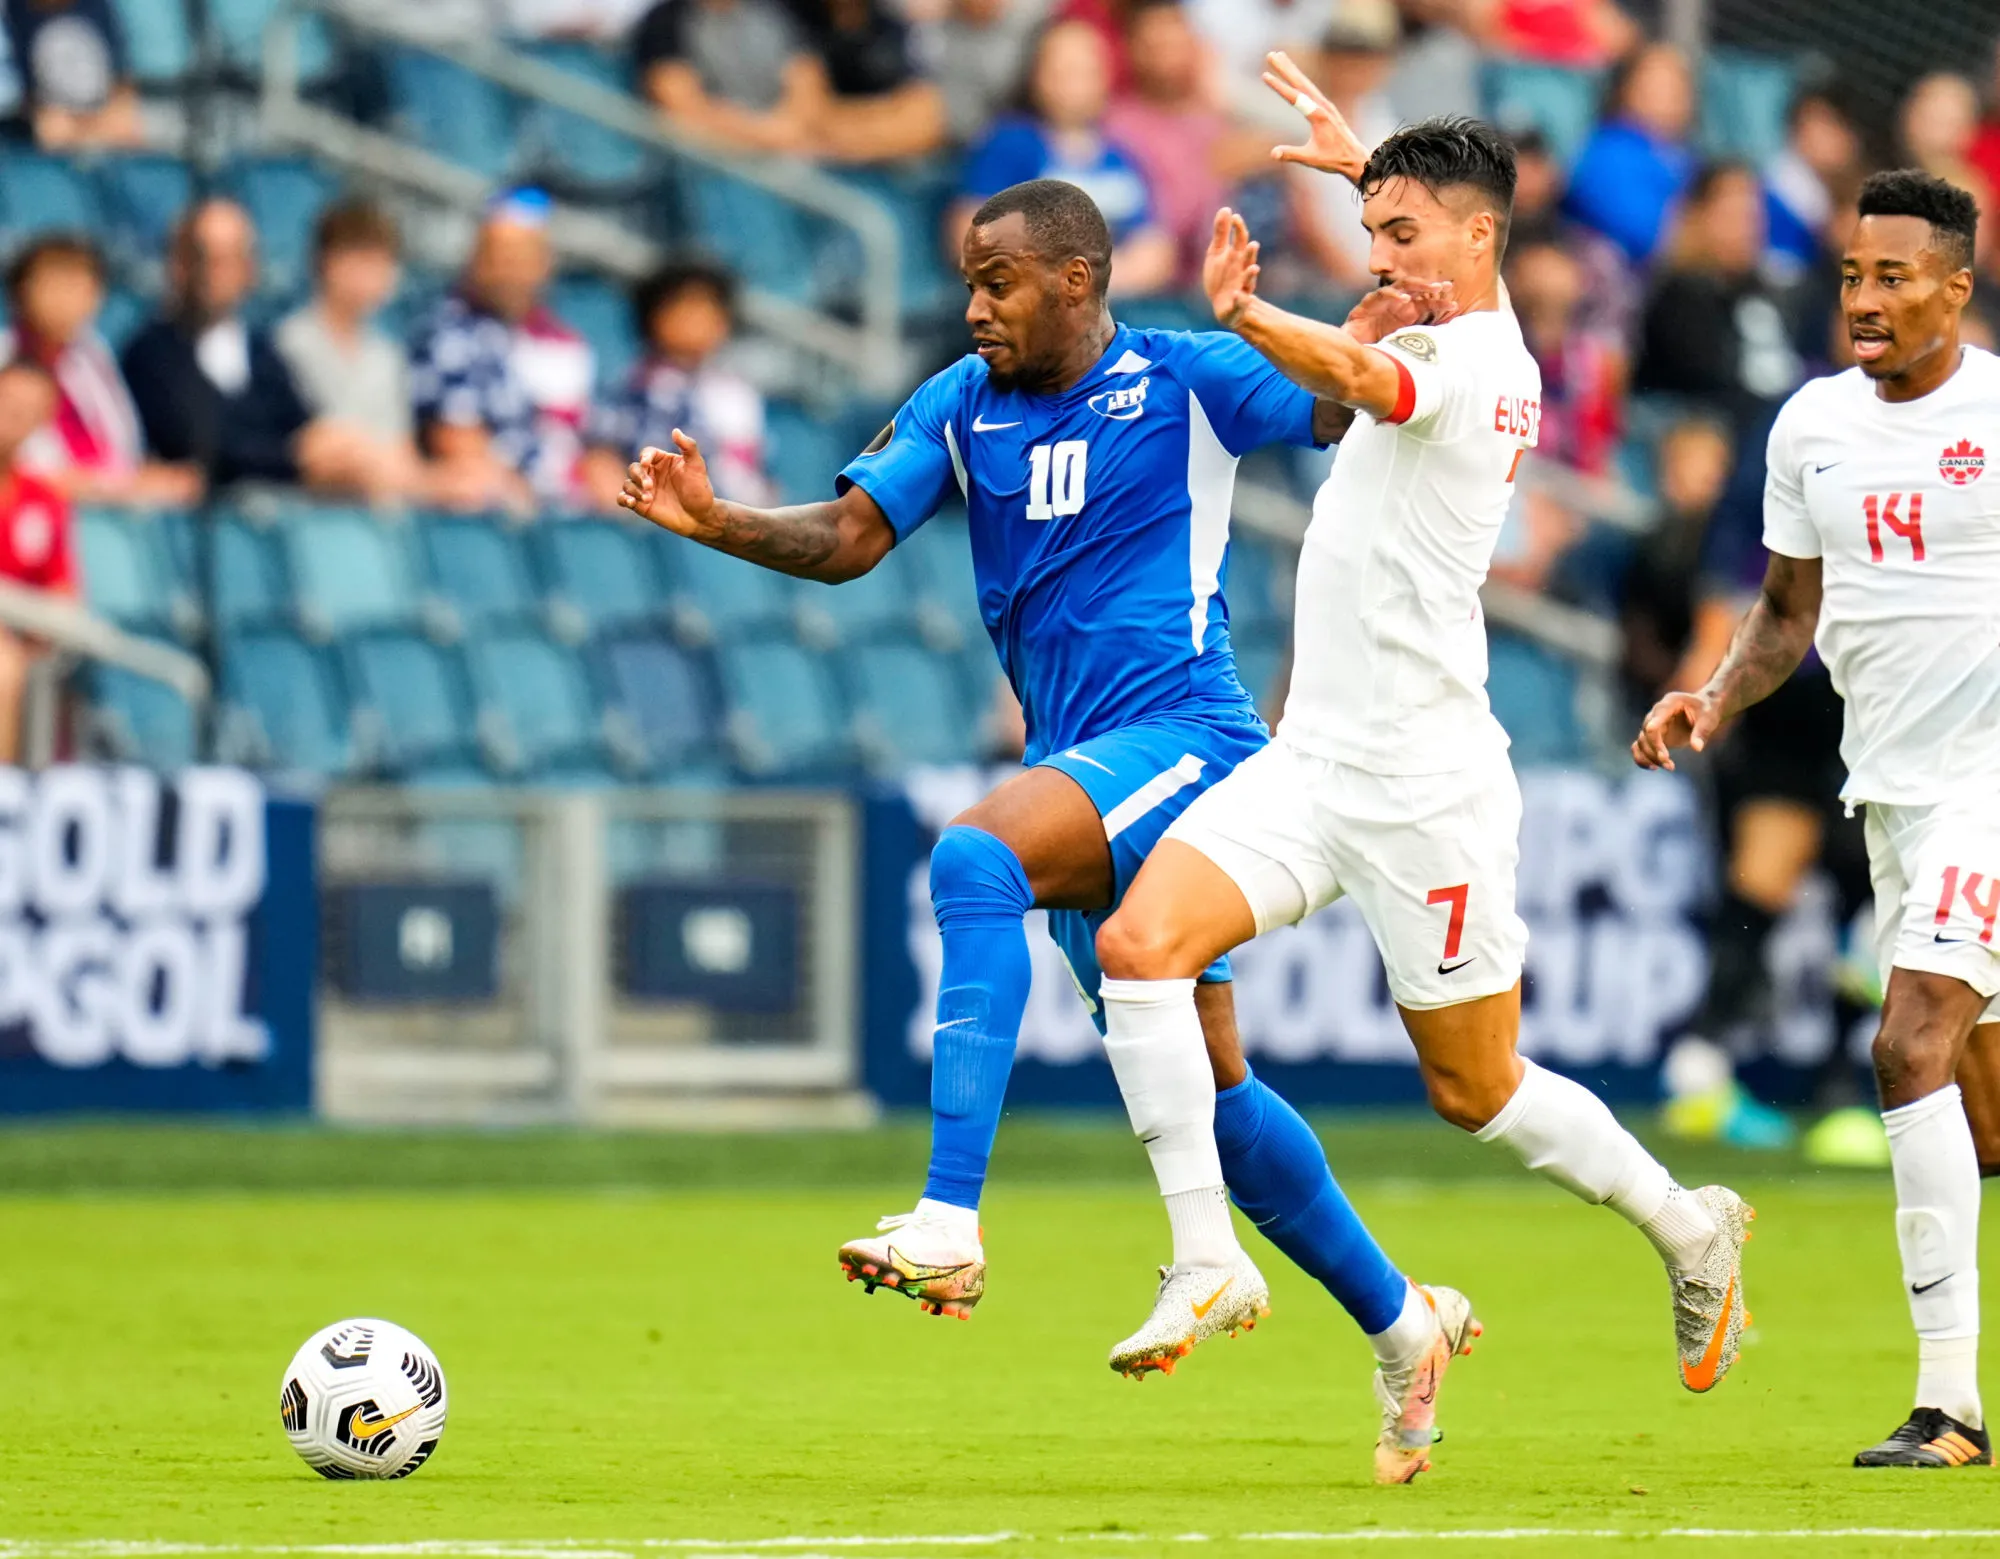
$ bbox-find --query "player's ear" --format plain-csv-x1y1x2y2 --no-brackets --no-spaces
1945,264,1975,312
1062,255,1095,304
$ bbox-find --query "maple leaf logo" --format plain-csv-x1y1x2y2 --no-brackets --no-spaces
1939,438,1986,486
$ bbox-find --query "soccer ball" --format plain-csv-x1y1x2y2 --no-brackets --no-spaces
279,1318,448,1479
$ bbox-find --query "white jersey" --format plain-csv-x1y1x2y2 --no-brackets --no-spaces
1281,308,1542,774
1762,346,2000,806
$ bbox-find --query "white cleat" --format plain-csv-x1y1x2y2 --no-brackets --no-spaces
1373,1284,1481,1485
837,1209,985,1319
1108,1250,1270,1378
1672,1184,1753,1393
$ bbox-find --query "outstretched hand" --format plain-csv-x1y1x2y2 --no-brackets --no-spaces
1203,208,1261,329
618,429,718,539
1632,689,1724,772
1263,50,1370,185
1344,279,1461,344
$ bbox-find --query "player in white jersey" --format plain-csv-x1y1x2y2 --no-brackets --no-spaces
1638,169,2000,1469
1087,78,1753,1479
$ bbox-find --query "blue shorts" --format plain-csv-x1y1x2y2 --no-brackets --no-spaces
1037,712,1268,1034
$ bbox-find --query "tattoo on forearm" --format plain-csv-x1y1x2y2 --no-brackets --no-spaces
705,501,843,576
1702,564,1815,720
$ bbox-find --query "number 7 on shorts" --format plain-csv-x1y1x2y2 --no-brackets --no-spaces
1428,883,1472,974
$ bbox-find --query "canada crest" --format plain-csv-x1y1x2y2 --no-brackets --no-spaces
1939,438,1985,486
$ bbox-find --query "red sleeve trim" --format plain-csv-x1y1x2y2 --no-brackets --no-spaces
1380,351,1418,424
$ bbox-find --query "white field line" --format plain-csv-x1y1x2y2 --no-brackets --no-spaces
12,1533,2000,1553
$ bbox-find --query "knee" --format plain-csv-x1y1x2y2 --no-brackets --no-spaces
1872,1022,1955,1100
1096,906,1197,982
929,825,1031,917
1421,1058,1518,1134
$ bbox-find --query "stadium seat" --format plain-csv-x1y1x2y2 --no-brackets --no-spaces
222,631,352,775
825,166,960,313
847,639,976,769
517,42,652,193
793,545,919,648
97,287,150,353
462,628,610,778
204,517,292,634
763,399,853,507
597,633,720,778
77,509,177,636
0,153,105,234
112,0,194,82
420,515,540,629
89,668,198,769
1223,535,1292,640
666,541,797,643
385,49,520,182
342,632,479,777
549,274,638,395
207,0,335,81
714,640,848,776
223,158,339,300
1702,51,1796,164
681,173,817,305
532,518,664,637
96,155,194,276
895,510,987,653
285,508,422,639
1482,61,1603,166
1486,628,1584,766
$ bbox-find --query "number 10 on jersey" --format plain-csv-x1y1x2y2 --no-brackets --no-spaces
1027,440,1088,521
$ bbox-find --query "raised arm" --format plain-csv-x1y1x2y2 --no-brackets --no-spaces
1203,209,1419,422
620,430,895,583
1631,551,1823,770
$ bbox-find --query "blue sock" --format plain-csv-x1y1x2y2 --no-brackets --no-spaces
1215,1067,1407,1335
920,825,1035,1210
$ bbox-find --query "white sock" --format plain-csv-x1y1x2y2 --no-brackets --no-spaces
1367,1279,1435,1369
1477,1057,1716,1270
915,1197,979,1244
1101,976,1241,1268
1885,1084,1982,1427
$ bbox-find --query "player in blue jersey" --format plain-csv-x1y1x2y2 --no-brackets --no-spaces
621,179,1476,1430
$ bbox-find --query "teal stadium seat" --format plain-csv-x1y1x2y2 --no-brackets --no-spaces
421,515,540,628
1702,51,1796,163
1482,61,1603,165
286,508,422,639
77,509,177,636
534,518,663,636
342,633,479,777
763,400,850,505
1222,534,1292,640
0,153,105,234
224,158,339,300
223,632,352,774
549,274,639,394
97,155,194,275
463,629,610,778
91,668,197,769
667,541,797,642
518,42,651,192
1485,628,1585,766
386,49,520,182
112,0,193,81
597,633,719,778
207,0,335,81
716,640,847,776
794,544,918,647
847,639,976,769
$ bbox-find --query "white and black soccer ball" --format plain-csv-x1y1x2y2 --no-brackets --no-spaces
279,1318,448,1479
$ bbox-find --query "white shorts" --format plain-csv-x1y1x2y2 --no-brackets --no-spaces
1165,737,1529,1010
1866,797,2000,1022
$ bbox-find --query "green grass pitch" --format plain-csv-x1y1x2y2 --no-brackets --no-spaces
1,1115,1996,1559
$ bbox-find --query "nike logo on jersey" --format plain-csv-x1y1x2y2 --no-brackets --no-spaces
1935,932,1979,946
972,415,1022,432
1813,461,1845,473
1913,1273,1956,1295
1061,749,1116,775
1437,957,1477,975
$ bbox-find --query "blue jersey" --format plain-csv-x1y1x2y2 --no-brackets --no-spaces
837,325,1321,763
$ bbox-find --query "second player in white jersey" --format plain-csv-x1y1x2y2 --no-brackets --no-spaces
1285,307,1540,775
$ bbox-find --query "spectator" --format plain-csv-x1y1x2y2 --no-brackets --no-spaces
1617,415,1731,714
1763,88,1862,273
1507,128,1637,346
797,0,948,163
0,359,78,765
635,0,823,156
918,0,1054,148
1049,0,1136,95
1899,72,1995,268
1282,2,1401,296
1562,41,1697,265
1386,0,1483,125
1,235,200,508
1634,161,1802,437
1507,235,1622,478
1480,0,1635,69
121,200,392,497
278,203,497,512
409,190,595,509
581,259,772,511
1972,39,2000,202
4,0,142,149
1185,0,1327,97
953,19,1175,296
1104,0,1274,288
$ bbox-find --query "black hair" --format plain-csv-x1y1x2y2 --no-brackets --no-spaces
1682,157,1758,207
633,257,738,332
1359,116,1518,252
970,178,1114,296
5,232,104,304
1857,168,1979,273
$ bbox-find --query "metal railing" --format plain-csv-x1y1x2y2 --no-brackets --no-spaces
0,583,212,769
261,0,910,393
